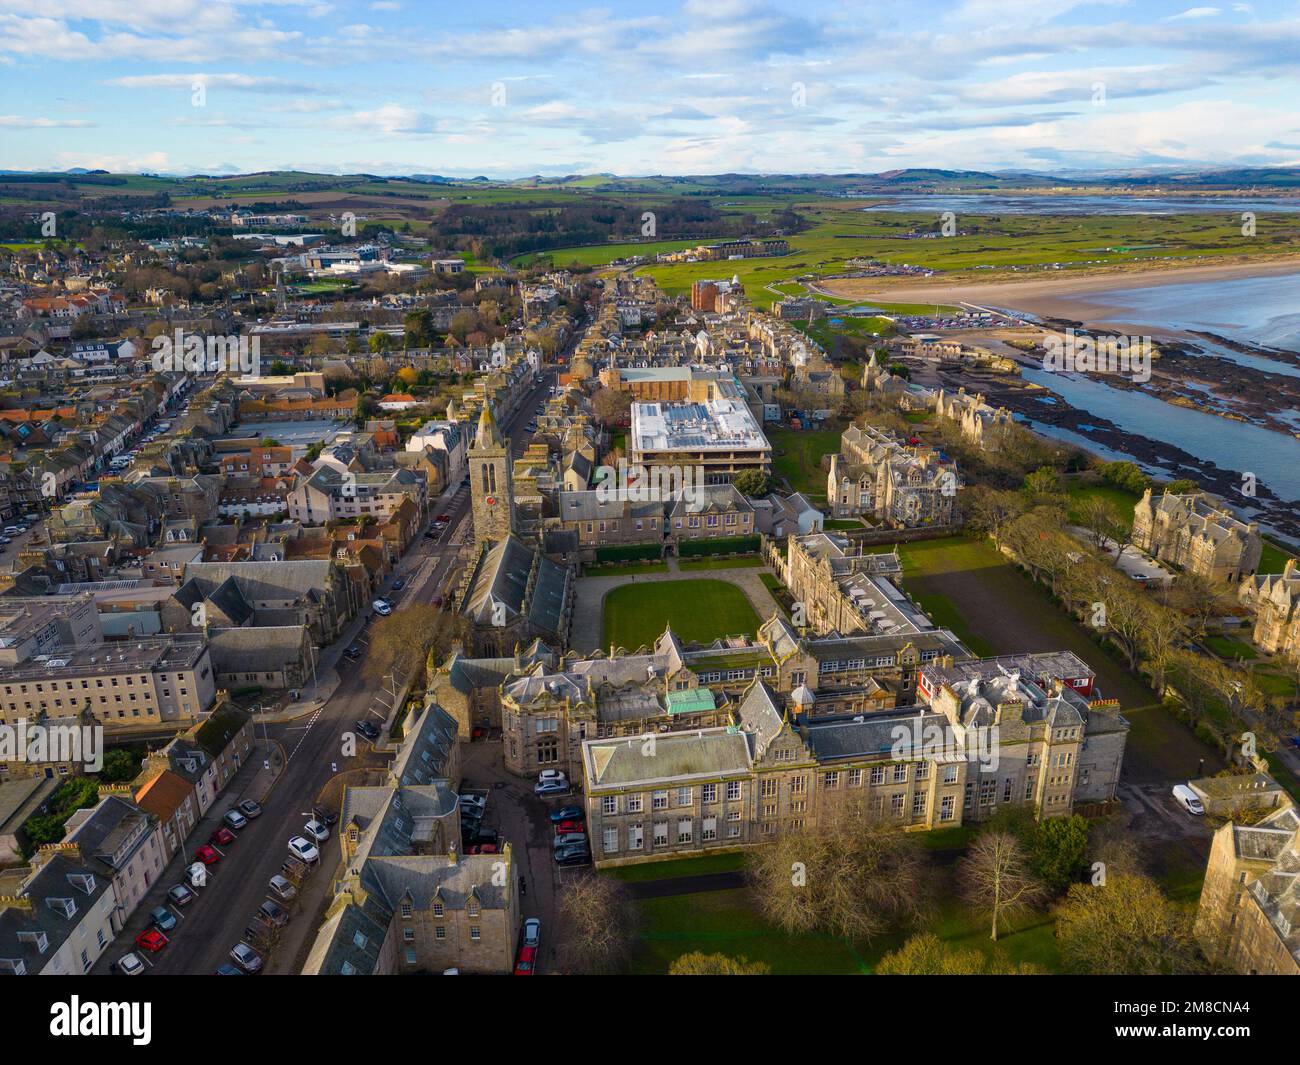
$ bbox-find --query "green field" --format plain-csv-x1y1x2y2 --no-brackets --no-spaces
1065,480,1140,530
1260,539,1297,574
894,535,1223,782
677,557,765,571
767,425,842,500
602,579,762,649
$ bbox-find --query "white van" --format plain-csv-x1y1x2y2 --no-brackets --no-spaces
1172,784,1204,816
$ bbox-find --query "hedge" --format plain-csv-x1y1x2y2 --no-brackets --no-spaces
595,543,663,563
678,535,761,557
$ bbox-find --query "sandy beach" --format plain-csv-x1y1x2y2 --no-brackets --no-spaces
817,254,1300,322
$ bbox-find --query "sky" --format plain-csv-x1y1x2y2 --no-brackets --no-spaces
2,0,1299,177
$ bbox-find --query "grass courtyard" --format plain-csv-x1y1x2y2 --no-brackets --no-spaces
602,579,762,650
766,425,843,501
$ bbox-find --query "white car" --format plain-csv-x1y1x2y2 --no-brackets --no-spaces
118,952,145,976
186,861,208,889
372,599,392,616
303,819,329,843
1172,783,1205,816
523,917,541,949
288,836,320,863
537,769,567,785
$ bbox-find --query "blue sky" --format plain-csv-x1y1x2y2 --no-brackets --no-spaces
2,0,1299,176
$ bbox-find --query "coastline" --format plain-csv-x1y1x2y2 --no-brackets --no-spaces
818,254,1300,321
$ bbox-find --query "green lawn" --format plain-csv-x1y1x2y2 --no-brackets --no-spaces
607,851,746,882
1259,539,1297,574
588,561,670,576
895,535,1223,783
824,519,864,530
603,579,762,649
1203,634,1258,660
1065,480,1139,530
767,425,842,499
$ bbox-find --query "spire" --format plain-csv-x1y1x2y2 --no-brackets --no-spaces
474,403,503,449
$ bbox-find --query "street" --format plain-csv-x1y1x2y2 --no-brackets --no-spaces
91,365,559,975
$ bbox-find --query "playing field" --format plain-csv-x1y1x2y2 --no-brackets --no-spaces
602,579,762,649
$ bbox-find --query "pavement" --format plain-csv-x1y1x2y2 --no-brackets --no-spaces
88,365,561,976
568,558,781,652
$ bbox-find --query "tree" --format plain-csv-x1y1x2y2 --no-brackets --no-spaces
365,605,472,687
747,792,930,941
369,332,391,354
1031,815,1091,895
958,830,1045,941
731,469,773,498
1055,873,1201,974
1021,465,1065,506
591,387,632,427
100,748,140,782
1078,497,1125,553
668,951,771,975
556,876,638,974
875,933,1043,975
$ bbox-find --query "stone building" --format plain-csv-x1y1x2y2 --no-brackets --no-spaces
1195,799,1300,975
468,404,514,548
931,385,1014,450
827,424,959,527
1132,489,1261,584
1238,559,1300,663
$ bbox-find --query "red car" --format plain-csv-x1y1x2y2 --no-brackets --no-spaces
514,945,536,976
467,844,498,855
554,820,584,835
194,844,221,865
135,929,168,954
437,513,451,522
209,827,236,847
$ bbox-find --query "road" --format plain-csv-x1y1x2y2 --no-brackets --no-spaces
91,365,559,976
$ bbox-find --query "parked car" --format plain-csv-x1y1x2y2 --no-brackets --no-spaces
459,794,487,813
553,832,587,849
168,884,195,907
135,929,169,954
186,862,209,889
238,799,263,819
215,963,245,975
537,769,567,785
553,819,584,835
554,845,591,866
117,952,145,976
549,806,584,824
1172,783,1205,816
229,943,263,973
223,809,248,831
466,844,498,855
391,579,405,591
210,827,236,847
372,599,392,616
535,779,570,797
150,906,177,933
514,945,537,975
194,844,221,864
268,874,298,902
344,645,363,661
288,836,320,863
258,899,290,927
523,917,541,949
303,819,329,842
355,719,380,741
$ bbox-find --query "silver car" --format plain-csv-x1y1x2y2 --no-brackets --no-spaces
230,942,263,973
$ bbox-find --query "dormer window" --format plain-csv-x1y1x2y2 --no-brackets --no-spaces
47,897,77,919
16,930,48,954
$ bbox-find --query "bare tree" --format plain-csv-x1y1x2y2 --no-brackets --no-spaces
747,792,930,941
1056,873,1201,974
958,830,1045,941
556,876,638,975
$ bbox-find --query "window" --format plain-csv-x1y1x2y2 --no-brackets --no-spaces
943,764,959,785
652,790,668,810
628,824,644,850
603,827,619,853
912,791,926,816
677,818,693,844
760,778,777,797
892,764,908,783
676,787,692,806
891,794,905,818
870,766,885,786
602,795,617,815
823,771,839,789
702,817,717,841
726,780,741,801
848,769,862,787
400,901,412,918
403,928,415,942
701,784,716,804
653,822,669,846
940,795,955,821
433,901,444,918
470,927,480,941
435,926,446,940
626,794,643,813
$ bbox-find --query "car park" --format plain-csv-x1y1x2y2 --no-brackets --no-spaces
229,943,264,973
268,874,298,902
258,899,290,927
288,836,320,863
514,945,537,975
549,805,584,823
194,844,221,864
150,906,177,932
238,799,263,819
553,832,587,849
168,884,195,907
117,952,145,976
303,819,329,842
223,809,248,831
523,918,541,949
135,929,169,954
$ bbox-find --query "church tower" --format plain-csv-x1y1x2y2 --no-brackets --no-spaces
469,403,514,546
